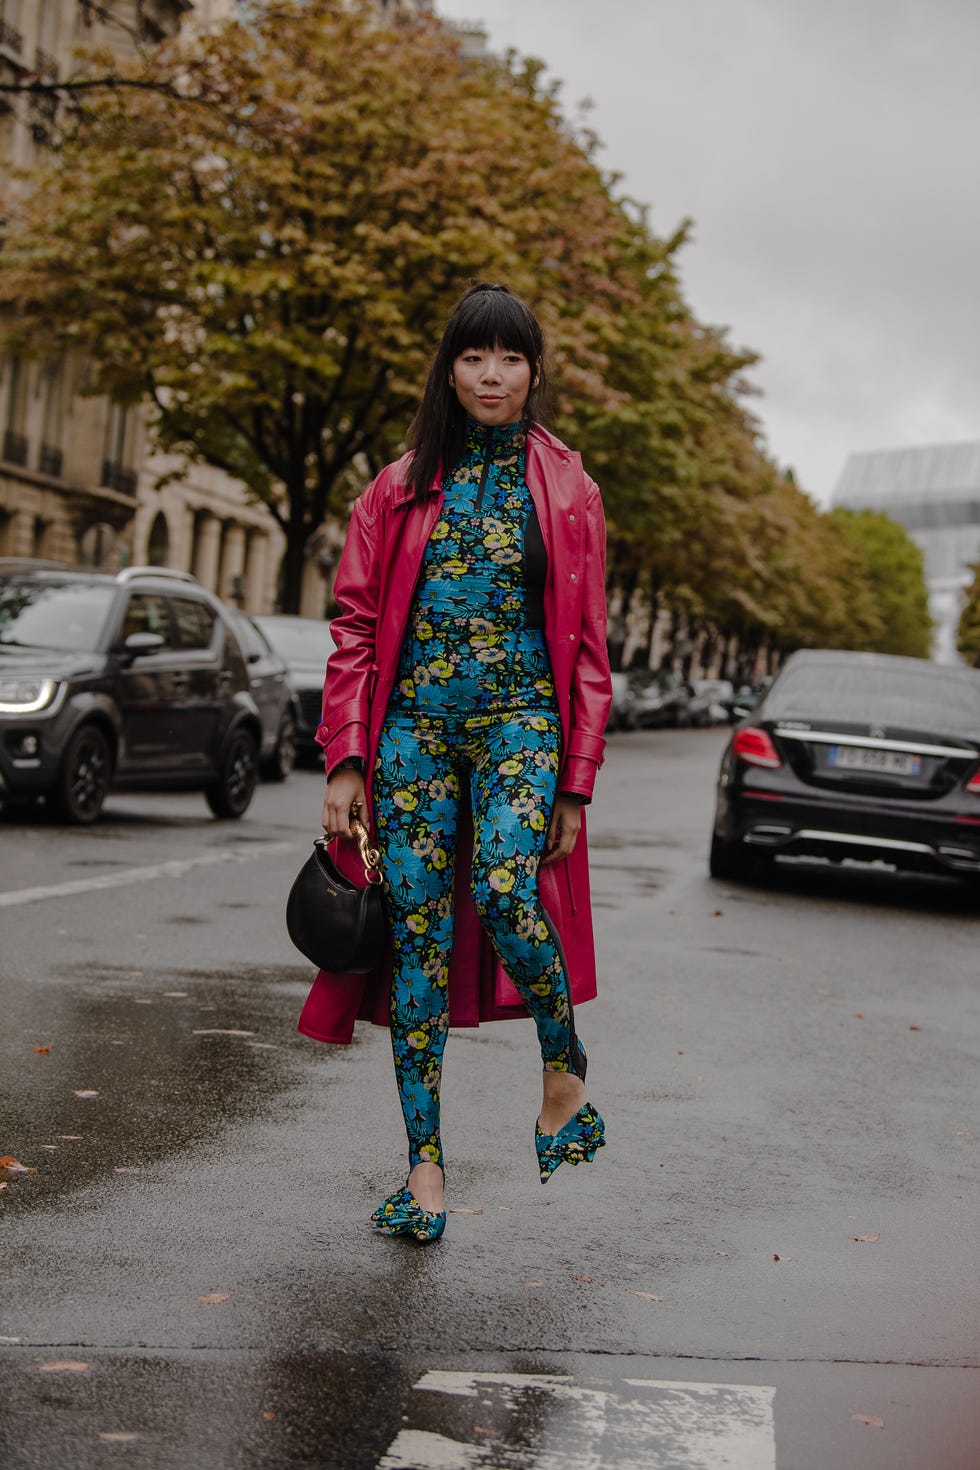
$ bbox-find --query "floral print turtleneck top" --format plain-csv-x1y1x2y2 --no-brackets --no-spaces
391,419,555,717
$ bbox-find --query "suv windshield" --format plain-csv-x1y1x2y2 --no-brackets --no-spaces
0,579,115,653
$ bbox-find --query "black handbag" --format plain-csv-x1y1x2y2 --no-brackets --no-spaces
286,806,388,974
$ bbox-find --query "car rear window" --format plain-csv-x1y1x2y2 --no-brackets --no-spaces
0,579,115,652
766,662,980,732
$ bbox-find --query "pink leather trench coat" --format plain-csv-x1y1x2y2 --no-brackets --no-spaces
297,423,613,1044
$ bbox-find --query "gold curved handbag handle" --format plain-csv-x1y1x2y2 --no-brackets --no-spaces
349,799,383,885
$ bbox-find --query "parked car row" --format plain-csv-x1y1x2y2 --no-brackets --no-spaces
607,671,736,731
0,560,335,824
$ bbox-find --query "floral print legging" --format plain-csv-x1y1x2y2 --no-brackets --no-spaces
373,708,575,1170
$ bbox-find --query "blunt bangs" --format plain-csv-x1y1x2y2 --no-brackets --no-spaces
445,287,543,365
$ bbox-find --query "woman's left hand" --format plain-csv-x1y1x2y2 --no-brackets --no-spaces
541,795,583,866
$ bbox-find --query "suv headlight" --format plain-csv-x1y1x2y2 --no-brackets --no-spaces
0,678,61,714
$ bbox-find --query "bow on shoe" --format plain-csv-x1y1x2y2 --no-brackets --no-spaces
535,1102,606,1184
371,1185,447,1242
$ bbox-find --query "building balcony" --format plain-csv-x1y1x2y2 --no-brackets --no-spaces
39,443,64,479
2,429,28,466
102,459,138,496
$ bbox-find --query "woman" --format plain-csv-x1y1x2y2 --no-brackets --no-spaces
300,283,612,1242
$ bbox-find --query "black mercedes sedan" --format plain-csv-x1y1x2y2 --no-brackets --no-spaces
709,650,980,885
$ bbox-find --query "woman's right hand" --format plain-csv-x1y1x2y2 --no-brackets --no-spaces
322,767,368,840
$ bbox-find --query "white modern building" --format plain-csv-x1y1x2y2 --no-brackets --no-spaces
832,441,980,665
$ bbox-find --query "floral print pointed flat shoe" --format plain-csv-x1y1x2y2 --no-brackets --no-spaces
371,1184,447,1243
534,1102,606,1184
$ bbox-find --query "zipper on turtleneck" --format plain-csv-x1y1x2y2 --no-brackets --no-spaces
474,425,494,512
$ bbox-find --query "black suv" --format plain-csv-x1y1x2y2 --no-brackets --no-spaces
0,562,263,823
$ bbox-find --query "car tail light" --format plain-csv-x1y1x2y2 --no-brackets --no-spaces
733,726,782,769
965,769,980,794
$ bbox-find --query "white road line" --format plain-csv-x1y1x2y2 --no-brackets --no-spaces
0,841,295,908
378,1371,777,1470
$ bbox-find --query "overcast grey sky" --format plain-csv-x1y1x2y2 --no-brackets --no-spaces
436,0,980,504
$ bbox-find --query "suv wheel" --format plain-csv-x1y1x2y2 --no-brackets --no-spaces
55,724,112,825
262,710,296,783
206,728,258,819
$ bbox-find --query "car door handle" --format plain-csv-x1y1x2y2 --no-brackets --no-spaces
172,673,190,691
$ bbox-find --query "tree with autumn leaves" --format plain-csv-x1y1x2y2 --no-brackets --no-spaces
0,0,931,657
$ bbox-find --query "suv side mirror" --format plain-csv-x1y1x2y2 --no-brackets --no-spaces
121,631,165,663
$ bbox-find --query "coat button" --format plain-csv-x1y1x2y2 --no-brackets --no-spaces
568,513,576,522
570,572,577,581
569,633,575,641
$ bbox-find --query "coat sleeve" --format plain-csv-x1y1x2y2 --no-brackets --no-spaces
315,489,383,774
559,479,613,801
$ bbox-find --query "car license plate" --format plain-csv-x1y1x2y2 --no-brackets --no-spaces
829,745,922,775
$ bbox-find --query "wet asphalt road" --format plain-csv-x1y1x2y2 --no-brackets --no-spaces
1,728,979,1470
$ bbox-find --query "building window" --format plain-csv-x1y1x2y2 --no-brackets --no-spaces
3,357,29,466
101,402,138,496
147,510,170,566
39,358,65,478
32,516,53,559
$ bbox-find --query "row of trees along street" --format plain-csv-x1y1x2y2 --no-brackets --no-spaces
0,0,932,669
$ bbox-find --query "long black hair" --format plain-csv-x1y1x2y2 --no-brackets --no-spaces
407,283,552,504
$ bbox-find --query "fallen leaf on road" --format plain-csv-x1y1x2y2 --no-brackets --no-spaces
97,1433,139,1442
854,1013,864,1019
627,1290,664,1301
38,1361,90,1373
909,1025,920,1031
447,1207,483,1215
198,1292,233,1304
473,1426,497,1436
715,1251,731,1258
851,1234,880,1243
164,991,189,998
34,1044,51,1054
114,1167,141,1174
773,1254,795,1262
0,1156,35,1173
712,909,723,917
0,1182,8,1191
41,1145,58,1152
59,1135,83,1141
191,1029,256,1037
570,1274,598,1283
262,1412,276,1421
851,1414,885,1429
74,1090,99,1099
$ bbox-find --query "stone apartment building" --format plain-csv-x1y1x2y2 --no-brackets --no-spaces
0,0,297,611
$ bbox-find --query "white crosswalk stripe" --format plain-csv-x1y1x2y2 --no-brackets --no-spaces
377,1370,776,1470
